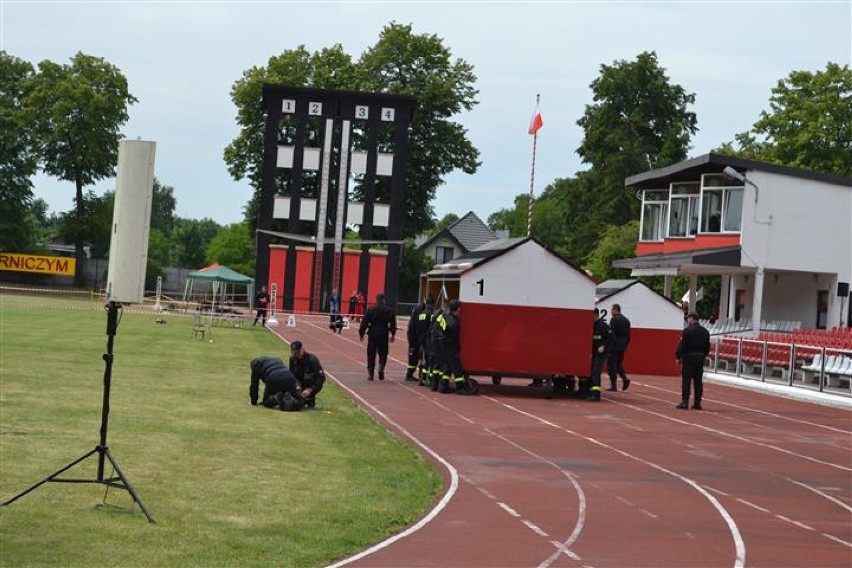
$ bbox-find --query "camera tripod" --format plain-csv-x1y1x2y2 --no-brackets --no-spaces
1,301,155,523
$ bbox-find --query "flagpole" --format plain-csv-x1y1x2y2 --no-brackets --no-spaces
527,93,540,237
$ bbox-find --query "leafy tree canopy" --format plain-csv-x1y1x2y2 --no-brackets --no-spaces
429,213,459,236
224,22,480,238
717,62,852,177
575,51,697,231
205,222,255,277
0,51,38,251
24,51,136,284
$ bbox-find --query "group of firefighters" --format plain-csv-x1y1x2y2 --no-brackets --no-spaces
403,296,479,395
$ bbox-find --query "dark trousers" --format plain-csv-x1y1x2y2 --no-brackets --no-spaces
608,350,627,384
367,336,389,371
407,337,421,373
254,307,267,325
590,351,607,390
250,369,295,406
681,353,705,403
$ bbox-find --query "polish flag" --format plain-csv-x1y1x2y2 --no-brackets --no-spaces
528,100,543,135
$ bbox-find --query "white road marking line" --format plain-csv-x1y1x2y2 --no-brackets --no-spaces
487,397,747,568
320,370,460,568
523,519,549,537
775,514,815,531
822,533,852,548
636,383,851,432
706,486,730,497
549,541,582,560
640,509,659,519
786,477,852,513
609,398,852,473
498,502,521,517
736,498,770,513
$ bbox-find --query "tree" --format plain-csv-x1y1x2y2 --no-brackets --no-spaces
224,23,480,238
205,222,255,276
576,51,697,228
584,221,639,282
171,217,221,269
25,52,137,285
398,240,434,303
0,52,37,252
357,23,480,236
487,192,569,253
430,213,459,236
55,190,114,258
717,62,852,177
150,178,177,236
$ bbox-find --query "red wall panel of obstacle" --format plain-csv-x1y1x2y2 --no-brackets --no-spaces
623,329,681,376
460,303,594,377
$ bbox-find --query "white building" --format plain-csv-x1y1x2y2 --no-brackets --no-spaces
615,154,852,332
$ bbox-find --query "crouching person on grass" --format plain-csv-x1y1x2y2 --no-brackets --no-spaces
288,340,325,409
249,356,305,411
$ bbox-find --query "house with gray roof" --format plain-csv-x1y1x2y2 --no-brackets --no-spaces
416,211,507,264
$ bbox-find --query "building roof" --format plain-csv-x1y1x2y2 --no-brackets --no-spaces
595,278,682,309
625,153,852,190
425,237,594,283
595,279,639,299
417,211,497,255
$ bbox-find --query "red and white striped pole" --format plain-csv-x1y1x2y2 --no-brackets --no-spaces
527,94,543,237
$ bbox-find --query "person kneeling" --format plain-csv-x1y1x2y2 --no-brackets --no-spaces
249,356,305,411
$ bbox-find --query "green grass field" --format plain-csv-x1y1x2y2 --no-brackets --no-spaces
0,294,441,567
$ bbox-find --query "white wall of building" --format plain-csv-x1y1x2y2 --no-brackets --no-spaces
740,170,852,280
422,235,460,263
596,283,683,331
460,241,594,309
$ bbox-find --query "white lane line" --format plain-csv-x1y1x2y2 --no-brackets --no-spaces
498,502,521,517
775,514,815,531
736,498,770,513
475,426,587,568
822,533,852,548
706,486,731,497
287,325,585,568
523,519,549,537
486,396,747,568
322,372,459,568
637,382,851,433
609,398,852,473
641,509,659,520
786,477,852,514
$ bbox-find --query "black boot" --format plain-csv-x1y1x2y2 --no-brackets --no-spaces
367,368,374,381
378,366,385,381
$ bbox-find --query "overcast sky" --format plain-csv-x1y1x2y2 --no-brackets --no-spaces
3,1,850,227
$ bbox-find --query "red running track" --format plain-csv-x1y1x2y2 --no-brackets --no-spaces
271,315,852,568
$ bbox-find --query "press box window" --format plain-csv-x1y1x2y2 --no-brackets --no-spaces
668,182,700,238
640,190,668,242
700,174,744,233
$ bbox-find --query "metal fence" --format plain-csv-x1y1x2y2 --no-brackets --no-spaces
708,336,852,397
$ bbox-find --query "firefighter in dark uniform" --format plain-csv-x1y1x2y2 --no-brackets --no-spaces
249,356,304,411
425,306,444,391
607,303,631,391
414,296,435,386
405,300,425,381
588,307,611,401
675,312,711,410
253,286,269,327
358,293,397,381
288,340,325,408
437,299,477,395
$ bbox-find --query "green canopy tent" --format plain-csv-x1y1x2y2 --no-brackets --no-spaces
182,263,255,323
